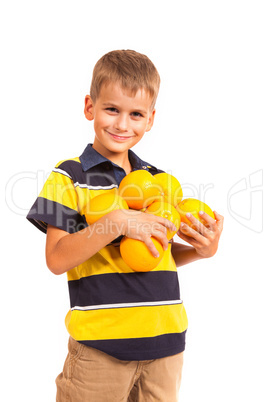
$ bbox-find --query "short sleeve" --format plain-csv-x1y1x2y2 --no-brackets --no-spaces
26,163,87,234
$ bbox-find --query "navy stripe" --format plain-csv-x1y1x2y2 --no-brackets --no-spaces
68,271,180,308
78,331,186,361
57,160,84,184
57,159,164,188
26,197,87,234
58,160,118,188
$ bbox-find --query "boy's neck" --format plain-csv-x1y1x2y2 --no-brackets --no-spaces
92,142,132,175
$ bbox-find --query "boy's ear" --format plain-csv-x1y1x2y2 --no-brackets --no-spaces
84,95,95,121
145,109,156,132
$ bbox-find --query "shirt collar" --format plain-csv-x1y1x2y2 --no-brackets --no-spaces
79,143,155,172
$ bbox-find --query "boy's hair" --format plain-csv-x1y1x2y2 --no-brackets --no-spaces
90,49,160,110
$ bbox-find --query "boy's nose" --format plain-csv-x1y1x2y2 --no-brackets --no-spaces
114,114,129,132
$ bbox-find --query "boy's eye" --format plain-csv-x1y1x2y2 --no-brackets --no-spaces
106,107,118,113
132,111,143,118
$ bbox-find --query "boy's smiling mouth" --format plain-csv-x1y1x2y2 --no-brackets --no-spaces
107,131,133,141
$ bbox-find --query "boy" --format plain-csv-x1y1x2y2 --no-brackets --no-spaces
27,50,223,401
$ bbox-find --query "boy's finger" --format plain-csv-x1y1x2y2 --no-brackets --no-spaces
184,213,212,236
144,237,162,258
160,216,177,232
213,211,224,231
198,211,216,228
146,212,177,232
179,221,203,241
150,227,169,251
159,233,169,251
177,230,199,248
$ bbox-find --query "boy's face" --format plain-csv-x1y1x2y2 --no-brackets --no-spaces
84,82,155,158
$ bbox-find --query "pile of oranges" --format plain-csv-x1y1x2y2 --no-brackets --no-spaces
85,169,215,272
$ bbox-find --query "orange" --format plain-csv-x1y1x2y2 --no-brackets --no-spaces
154,172,183,207
120,236,164,272
119,170,161,210
145,200,181,240
176,198,215,228
85,192,129,224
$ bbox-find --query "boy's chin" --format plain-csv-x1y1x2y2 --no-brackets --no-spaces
106,138,139,152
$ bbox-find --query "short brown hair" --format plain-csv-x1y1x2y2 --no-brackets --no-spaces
90,49,160,109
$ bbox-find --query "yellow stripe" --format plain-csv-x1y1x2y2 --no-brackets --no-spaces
39,171,79,212
65,303,188,341
40,171,119,220
67,243,177,281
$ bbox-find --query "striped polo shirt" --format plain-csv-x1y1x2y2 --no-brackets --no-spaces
27,143,188,361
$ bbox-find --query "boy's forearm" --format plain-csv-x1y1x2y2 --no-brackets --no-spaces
46,210,125,275
46,209,178,275
171,241,204,267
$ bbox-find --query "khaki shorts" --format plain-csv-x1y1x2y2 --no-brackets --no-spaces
56,337,183,402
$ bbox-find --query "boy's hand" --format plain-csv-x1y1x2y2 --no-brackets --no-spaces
112,209,177,258
177,211,224,258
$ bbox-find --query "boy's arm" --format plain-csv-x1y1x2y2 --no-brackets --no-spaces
171,242,205,267
46,209,177,275
172,210,224,267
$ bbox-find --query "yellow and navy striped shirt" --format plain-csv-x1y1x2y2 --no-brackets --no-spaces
27,144,188,360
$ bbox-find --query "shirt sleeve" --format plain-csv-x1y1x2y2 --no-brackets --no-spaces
26,163,87,234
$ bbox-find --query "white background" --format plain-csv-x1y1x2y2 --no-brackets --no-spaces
1,1,267,401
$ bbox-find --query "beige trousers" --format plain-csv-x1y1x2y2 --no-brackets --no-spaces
56,337,183,402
